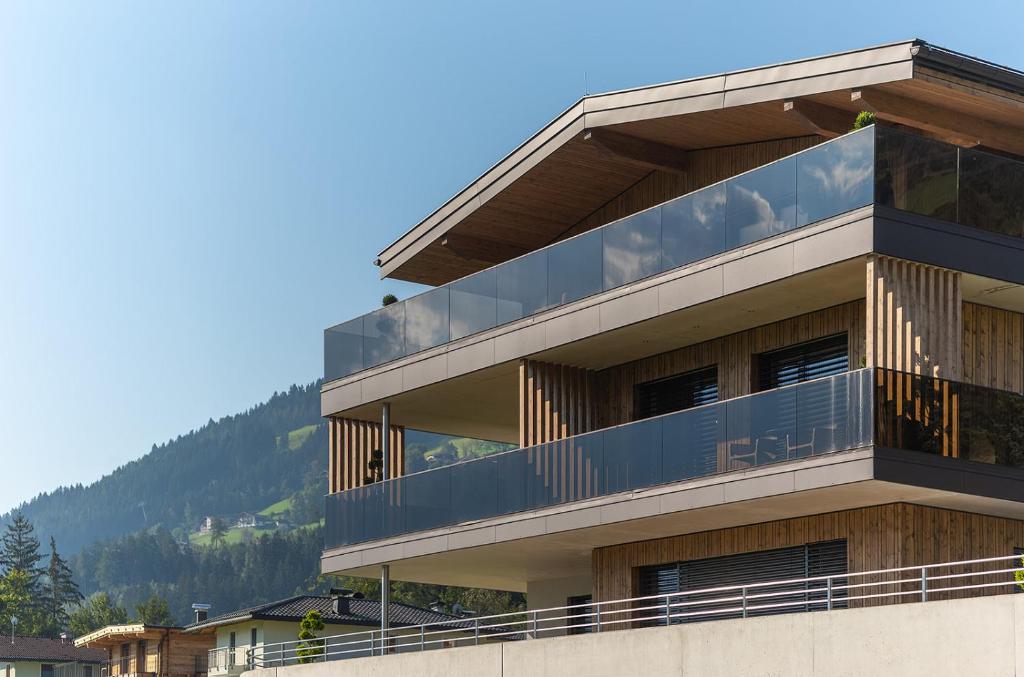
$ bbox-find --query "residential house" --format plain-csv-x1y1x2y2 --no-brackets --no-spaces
186,594,478,673
74,625,214,677
310,39,1024,675
0,637,104,677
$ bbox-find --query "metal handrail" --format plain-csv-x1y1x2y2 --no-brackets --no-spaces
245,553,1024,667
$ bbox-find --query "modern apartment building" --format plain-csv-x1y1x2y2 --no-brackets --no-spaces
308,39,1024,674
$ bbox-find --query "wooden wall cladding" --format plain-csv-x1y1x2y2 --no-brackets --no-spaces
328,418,405,493
591,504,1024,603
561,136,823,241
519,359,596,447
962,302,1024,393
592,301,866,427
866,255,962,379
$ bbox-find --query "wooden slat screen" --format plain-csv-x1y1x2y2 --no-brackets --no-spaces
328,417,405,493
519,359,595,447
865,254,962,379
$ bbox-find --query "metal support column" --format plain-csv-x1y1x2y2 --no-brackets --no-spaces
381,403,391,480
381,564,390,655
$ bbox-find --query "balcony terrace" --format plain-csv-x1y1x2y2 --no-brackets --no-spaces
325,125,1024,385
324,368,1024,552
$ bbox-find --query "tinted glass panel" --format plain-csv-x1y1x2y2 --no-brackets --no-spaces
662,402,723,481
495,449,528,515
404,286,450,354
324,317,363,381
363,303,405,368
797,128,874,226
547,229,603,307
726,386,796,470
496,250,548,324
359,483,386,542
403,468,451,533
604,417,662,493
958,149,1024,238
603,208,662,289
875,128,957,221
726,156,797,248
450,268,498,340
451,457,499,523
661,184,727,270
526,434,603,509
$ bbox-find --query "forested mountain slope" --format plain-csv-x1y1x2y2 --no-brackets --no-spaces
1,382,325,553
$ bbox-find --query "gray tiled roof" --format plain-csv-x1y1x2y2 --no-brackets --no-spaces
185,595,471,631
0,637,106,663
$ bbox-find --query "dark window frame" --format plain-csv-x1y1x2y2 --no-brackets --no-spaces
638,540,848,624
566,594,593,635
756,333,849,392
635,366,719,420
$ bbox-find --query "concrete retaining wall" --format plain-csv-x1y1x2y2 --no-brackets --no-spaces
242,594,1024,677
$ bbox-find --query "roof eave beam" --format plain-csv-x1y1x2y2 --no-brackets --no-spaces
851,88,994,149
583,128,690,173
440,233,531,266
783,99,852,139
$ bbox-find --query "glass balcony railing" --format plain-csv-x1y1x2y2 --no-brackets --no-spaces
323,123,1024,383
325,369,874,549
325,127,876,382
325,126,1024,383
324,368,1024,550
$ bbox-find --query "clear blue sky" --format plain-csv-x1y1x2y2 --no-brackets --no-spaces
1,0,1021,512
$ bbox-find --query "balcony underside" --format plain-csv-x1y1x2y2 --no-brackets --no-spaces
322,447,1024,590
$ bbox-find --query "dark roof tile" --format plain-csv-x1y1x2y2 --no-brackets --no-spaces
0,637,106,663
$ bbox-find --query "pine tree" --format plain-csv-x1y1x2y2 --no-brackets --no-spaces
1,513,44,585
134,595,173,626
41,537,83,636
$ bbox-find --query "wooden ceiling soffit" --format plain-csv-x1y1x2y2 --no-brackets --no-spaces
783,99,854,139
852,88,1024,155
441,233,532,265
582,127,690,173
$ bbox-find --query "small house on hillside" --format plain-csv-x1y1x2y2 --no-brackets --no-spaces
0,636,105,677
74,624,215,677
185,593,481,674
233,514,268,530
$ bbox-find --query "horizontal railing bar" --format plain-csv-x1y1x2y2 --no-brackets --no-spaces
248,556,1024,667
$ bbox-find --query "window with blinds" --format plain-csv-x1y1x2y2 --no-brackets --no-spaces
757,334,849,391
637,540,848,624
636,367,719,420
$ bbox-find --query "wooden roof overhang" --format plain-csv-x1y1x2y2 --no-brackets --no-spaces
75,625,210,649
377,40,1024,286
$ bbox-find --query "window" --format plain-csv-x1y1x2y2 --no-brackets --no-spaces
136,641,146,673
757,334,849,391
228,632,236,668
638,540,848,624
83,667,93,677
566,595,593,635
250,628,257,647
636,367,718,420
41,666,54,677
119,644,130,675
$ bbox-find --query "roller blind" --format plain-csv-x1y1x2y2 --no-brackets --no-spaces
636,367,719,419
758,334,849,390
638,540,848,623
